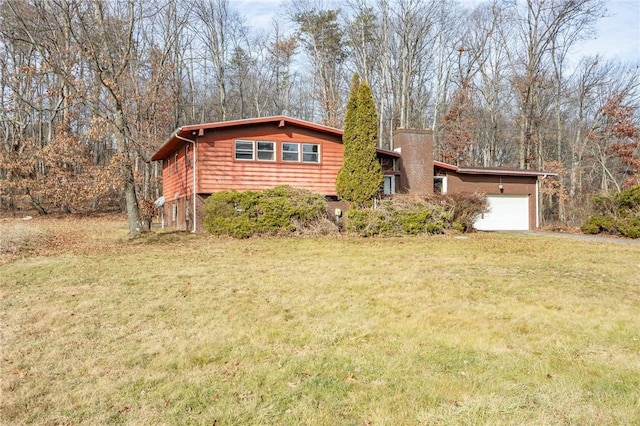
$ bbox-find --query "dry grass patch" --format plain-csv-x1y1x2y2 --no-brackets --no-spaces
1,217,639,425
0,220,48,264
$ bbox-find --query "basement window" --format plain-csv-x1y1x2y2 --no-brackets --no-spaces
434,176,447,194
383,175,396,195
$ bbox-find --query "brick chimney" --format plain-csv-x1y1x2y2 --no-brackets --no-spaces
394,129,434,195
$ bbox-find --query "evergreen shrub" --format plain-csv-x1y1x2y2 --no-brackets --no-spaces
336,74,384,208
345,193,487,236
581,186,640,238
203,186,333,238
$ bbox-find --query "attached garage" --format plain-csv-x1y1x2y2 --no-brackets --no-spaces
474,195,530,231
432,161,554,231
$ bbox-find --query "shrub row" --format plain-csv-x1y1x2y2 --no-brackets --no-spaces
203,187,487,238
203,185,336,238
581,186,640,238
346,193,487,237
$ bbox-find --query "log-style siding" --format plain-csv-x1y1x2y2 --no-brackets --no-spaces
196,123,343,195
162,146,193,200
153,117,344,231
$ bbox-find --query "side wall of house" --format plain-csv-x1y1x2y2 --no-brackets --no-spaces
196,123,343,195
161,143,194,230
443,171,539,229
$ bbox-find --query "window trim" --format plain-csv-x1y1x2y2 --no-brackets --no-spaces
282,142,300,162
256,141,275,161
302,143,320,163
234,139,255,161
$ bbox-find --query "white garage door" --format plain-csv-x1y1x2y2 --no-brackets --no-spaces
474,195,530,231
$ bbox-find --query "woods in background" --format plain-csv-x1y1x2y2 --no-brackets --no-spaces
1,0,638,227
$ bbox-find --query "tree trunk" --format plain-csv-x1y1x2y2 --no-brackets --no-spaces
113,108,144,235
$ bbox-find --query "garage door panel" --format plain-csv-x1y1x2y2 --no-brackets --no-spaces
475,195,529,231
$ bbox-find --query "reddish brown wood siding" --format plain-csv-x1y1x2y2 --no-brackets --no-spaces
161,145,194,201
196,123,343,195
159,146,194,230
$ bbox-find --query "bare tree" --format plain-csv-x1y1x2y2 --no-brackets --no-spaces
265,21,298,116
289,1,347,127
193,0,227,121
504,0,603,169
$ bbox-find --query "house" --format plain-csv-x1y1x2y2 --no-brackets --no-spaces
151,115,373,231
151,116,552,232
393,129,553,231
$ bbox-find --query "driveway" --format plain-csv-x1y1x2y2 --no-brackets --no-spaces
525,231,640,246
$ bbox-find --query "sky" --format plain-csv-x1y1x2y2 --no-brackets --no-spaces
234,0,640,64
578,0,640,63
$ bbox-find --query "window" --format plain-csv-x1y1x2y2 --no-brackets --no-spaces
383,175,396,195
257,141,275,161
282,143,299,162
282,142,320,163
185,145,190,167
174,153,179,171
235,140,254,160
235,140,276,161
166,158,171,175
302,144,319,163
434,176,447,194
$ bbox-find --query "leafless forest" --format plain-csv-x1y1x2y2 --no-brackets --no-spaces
1,0,638,232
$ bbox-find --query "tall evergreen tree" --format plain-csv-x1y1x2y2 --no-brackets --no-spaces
336,74,383,207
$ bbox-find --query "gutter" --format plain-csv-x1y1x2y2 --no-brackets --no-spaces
174,131,197,233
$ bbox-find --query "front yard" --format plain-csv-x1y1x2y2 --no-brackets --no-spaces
1,216,639,425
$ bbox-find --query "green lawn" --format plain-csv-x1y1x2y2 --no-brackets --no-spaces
1,217,639,425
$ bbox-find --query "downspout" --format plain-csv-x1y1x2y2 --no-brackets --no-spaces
535,177,539,229
174,132,197,233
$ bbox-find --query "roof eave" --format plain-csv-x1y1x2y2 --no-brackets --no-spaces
376,148,401,158
150,116,343,161
178,115,343,137
151,127,184,161
434,160,557,177
458,168,557,177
